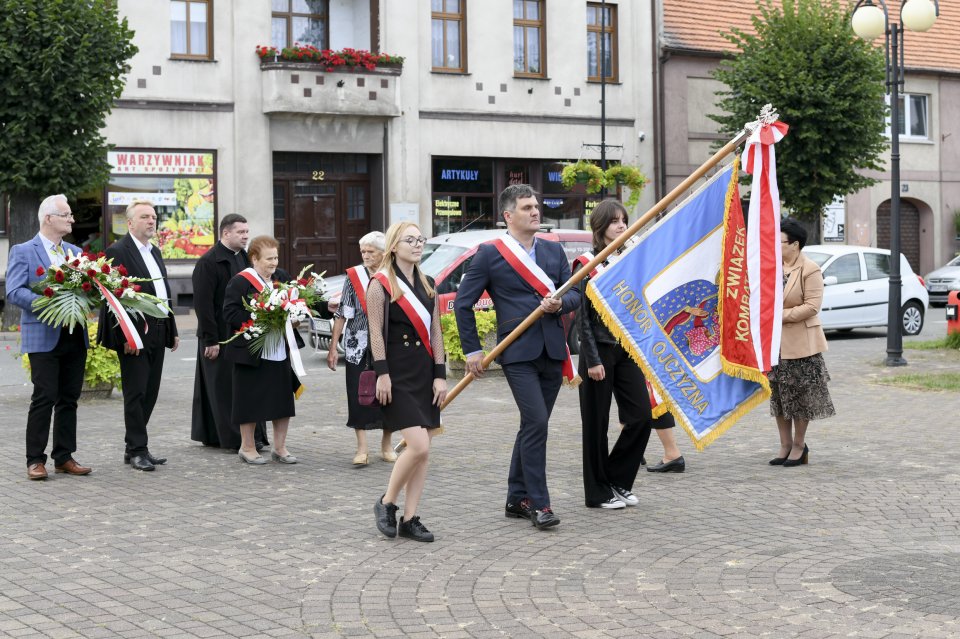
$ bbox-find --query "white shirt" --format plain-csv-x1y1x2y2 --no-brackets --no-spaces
130,234,169,311
39,234,66,267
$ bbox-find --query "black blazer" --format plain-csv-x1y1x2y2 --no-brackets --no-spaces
192,241,249,347
454,238,579,365
222,271,305,367
96,233,178,351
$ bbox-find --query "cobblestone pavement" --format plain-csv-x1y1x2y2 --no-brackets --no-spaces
0,312,958,638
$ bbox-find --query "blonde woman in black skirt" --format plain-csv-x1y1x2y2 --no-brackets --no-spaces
223,235,304,466
769,218,835,467
369,222,447,542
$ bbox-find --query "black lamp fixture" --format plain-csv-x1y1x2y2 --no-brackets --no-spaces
851,0,938,366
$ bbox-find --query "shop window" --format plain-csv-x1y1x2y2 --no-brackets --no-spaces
586,2,616,82
432,158,494,194
272,0,329,50
106,150,217,260
432,0,466,73
171,0,212,59
513,0,545,78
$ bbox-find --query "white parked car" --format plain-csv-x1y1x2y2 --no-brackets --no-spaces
802,245,929,336
924,254,960,306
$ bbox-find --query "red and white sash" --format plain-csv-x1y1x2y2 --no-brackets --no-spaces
238,268,306,377
346,265,371,315
372,272,433,358
93,279,144,350
491,237,579,384
572,251,599,278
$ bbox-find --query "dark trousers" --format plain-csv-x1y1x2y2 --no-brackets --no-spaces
502,350,563,510
118,321,166,456
579,342,653,506
26,328,86,466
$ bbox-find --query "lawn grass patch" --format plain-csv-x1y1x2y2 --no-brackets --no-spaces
904,332,960,350
876,372,960,392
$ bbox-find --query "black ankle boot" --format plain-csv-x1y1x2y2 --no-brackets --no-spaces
398,515,434,542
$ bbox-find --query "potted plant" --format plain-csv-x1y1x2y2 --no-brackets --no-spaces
440,310,502,378
604,164,648,210
561,160,606,194
255,44,405,71
19,321,122,400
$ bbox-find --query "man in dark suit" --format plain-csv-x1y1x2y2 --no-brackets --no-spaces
97,200,179,471
190,213,269,451
5,194,92,480
455,184,580,530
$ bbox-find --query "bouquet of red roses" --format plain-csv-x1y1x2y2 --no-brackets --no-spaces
225,265,326,360
31,249,170,333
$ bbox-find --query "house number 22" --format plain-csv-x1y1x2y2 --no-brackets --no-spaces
312,170,326,181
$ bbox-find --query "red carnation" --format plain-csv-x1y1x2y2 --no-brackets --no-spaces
81,281,92,292
87,269,97,277
71,259,80,267
133,284,142,292
121,278,130,288
54,270,65,283
117,265,128,276
114,289,124,297
36,266,45,276
101,264,111,274
43,287,54,297
273,281,281,289
97,252,106,258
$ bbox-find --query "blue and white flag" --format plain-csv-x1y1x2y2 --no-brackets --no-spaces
586,163,769,450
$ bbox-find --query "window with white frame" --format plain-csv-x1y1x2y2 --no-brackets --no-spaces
886,93,929,140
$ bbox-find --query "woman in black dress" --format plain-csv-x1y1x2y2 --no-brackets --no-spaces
223,235,304,465
326,231,395,466
578,199,654,509
369,222,447,542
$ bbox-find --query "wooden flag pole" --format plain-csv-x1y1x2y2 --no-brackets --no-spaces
440,124,755,411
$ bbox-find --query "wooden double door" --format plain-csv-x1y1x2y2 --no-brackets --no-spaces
273,179,370,279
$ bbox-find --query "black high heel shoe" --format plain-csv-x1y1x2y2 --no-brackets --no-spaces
768,455,787,466
782,444,809,467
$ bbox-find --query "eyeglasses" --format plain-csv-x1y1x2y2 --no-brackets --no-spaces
48,212,74,219
401,236,427,247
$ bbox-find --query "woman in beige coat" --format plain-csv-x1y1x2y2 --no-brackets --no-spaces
769,218,835,467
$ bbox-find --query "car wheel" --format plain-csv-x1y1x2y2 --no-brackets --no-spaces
900,301,924,336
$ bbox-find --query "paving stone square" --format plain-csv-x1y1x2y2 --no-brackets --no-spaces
0,311,958,638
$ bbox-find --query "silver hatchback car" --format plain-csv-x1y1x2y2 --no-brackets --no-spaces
924,254,960,306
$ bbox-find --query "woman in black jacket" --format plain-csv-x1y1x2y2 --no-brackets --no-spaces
577,199,653,509
223,235,304,465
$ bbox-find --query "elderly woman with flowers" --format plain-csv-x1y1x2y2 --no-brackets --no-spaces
223,235,306,465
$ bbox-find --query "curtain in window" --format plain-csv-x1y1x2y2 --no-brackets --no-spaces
171,1,188,55
431,19,444,67
910,95,927,137
189,2,207,56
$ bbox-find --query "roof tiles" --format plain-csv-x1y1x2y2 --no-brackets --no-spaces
661,0,960,73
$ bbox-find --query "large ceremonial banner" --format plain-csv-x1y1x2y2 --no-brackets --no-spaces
587,162,770,450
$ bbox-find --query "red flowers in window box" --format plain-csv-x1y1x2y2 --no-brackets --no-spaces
255,44,404,70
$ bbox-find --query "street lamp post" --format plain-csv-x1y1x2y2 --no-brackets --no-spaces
851,0,938,367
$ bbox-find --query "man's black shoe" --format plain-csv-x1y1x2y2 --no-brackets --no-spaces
647,456,685,473
255,442,266,453
124,452,166,465
532,507,560,530
505,498,533,520
374,495,398,538
128,455,156,471
398,516,435,542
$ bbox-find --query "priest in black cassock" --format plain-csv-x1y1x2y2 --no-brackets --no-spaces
190,214,269,450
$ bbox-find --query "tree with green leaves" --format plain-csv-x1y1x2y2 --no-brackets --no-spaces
711,0,886,238
1,0,137,325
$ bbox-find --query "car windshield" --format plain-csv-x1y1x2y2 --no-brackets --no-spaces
804,251,831,267
948,255,960,267
419,243,468,278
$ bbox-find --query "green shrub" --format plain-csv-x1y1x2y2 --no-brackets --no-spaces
440,310,498,362
19,321,122,389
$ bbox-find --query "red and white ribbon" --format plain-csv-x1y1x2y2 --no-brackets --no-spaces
372,272,433,358
346,265,371,315
741,120,788,372
491,237,579,384
93,279,144,350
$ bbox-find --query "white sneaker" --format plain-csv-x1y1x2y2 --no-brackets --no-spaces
611,485,639,506
598,496,626,509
